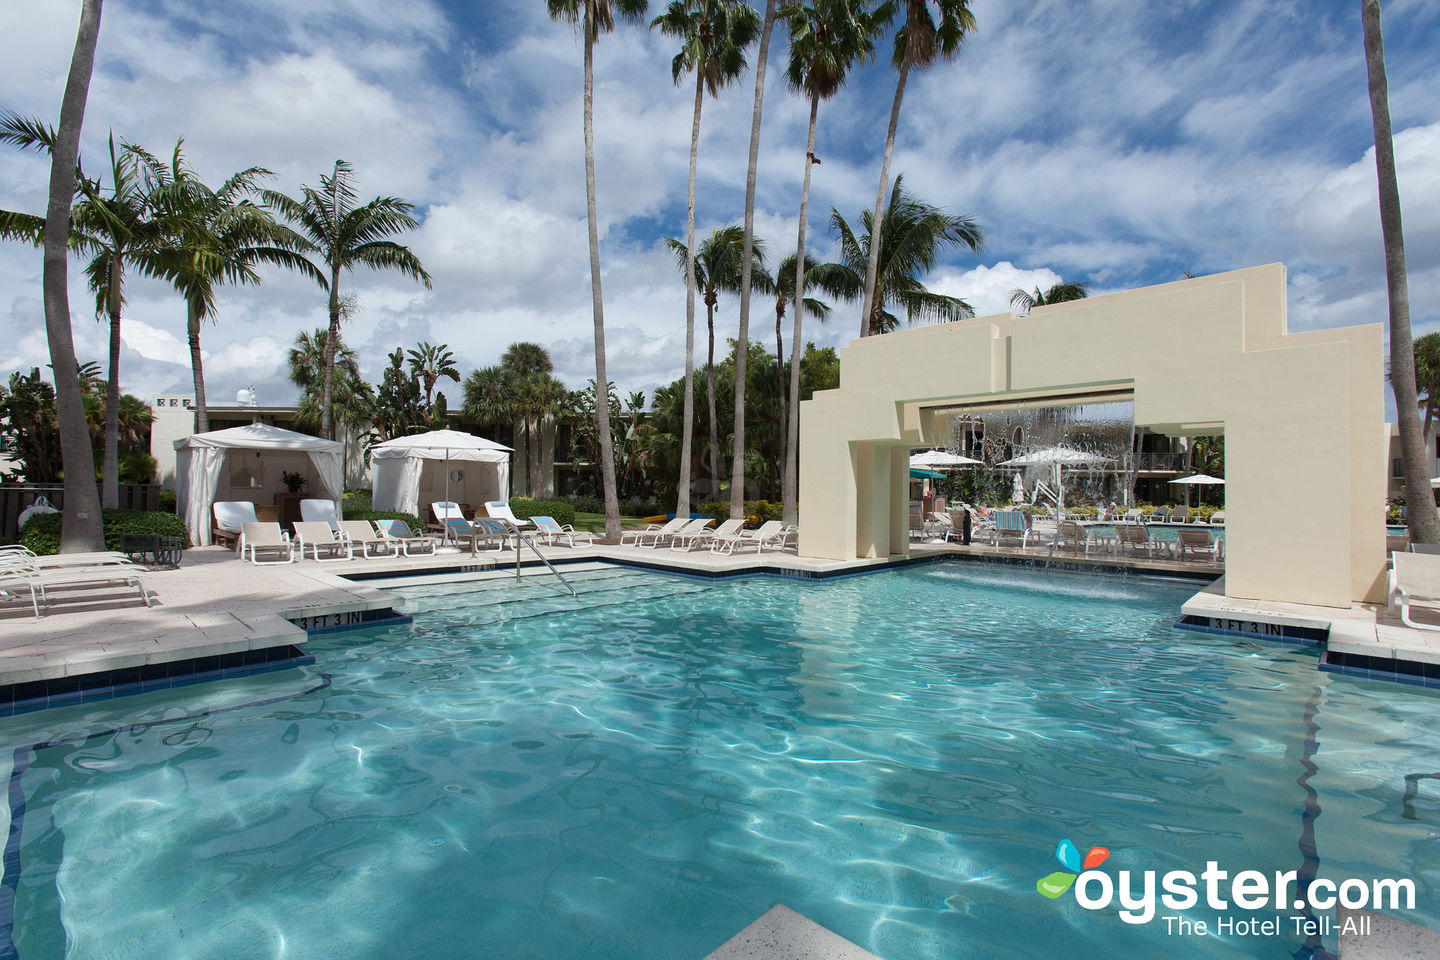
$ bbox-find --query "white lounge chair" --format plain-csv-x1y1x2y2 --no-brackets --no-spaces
429,501,465,534
444,517,509,555
483,500,534,529
1389,552,1440,631
1115,523,1157,558
0,556,151,618
337,520,394,558
301,499,342,531
374,519,435,556
0,545,133,569
621,516,688,547
293,521,352,562
676,518,740,551
213,501,258,547
1174,527,1220,561
711,520,785,555
239,522,294,565
530,516,596,547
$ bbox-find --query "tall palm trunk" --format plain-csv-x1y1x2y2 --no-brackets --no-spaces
187,299,210,433
730,0,778,518
677,67,704,519
1363,0,1437,543
45,0,104,552
783,94,820,525
583,22,621,540
860,53,909,338
706,297,719,490
775,302,785,472
321,263,341,440
102,252,123,508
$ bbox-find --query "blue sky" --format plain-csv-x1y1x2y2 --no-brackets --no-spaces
1,0,1437,417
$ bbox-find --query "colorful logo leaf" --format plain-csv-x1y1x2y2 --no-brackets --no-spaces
1036,839,1110,899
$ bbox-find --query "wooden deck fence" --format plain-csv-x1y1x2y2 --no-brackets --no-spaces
0,483,161,543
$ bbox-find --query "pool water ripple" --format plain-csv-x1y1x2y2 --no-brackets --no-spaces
2,562,1439,959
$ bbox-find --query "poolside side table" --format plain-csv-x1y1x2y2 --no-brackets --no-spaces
121,534,184,567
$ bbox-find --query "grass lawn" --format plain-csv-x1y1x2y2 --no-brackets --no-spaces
571,512,649,534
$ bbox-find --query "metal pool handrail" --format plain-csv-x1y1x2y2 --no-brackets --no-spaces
501,520,578,598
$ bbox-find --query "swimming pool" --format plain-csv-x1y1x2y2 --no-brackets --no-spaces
2,562,1437,959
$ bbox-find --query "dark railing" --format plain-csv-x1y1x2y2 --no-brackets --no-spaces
0,483,160,543
1135,452,1188,472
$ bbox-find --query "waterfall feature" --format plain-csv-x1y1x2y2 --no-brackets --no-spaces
945,400,1137,516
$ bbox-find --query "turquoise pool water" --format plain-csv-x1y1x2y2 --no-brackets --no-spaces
4,563,1439,959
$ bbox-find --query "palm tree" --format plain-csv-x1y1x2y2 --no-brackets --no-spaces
859,0,976,339
1410,332,1440,441
1363,0,1436,542
1009,280,1089,315
730,0,781,519
502,342,567,497
781,0,876,523
135,143,323,433
665,225,765,488
651,0,760,520
405,341,460,412
288,329,373,435
547,0,648,540
831,175,983,335
43,0,104,551
764,252,856,468
263,160,431,441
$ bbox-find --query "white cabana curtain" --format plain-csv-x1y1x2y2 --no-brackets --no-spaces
175,423,345,546
372,455,426,516
370,430,513,517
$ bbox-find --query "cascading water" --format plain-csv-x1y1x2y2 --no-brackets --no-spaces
943,400,1137,556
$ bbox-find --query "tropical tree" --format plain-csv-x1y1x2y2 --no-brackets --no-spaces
859,0,977,339
547,0,648,540
651,0,760,520
133,143,322,434
263,160,431,441
1409,331,1440,440
0,120,179,508
406,341,460,412
463,343,568,497
41,0,104,551
1362,0,1436,541
730,0,781,519
288,329,374,436
831,175,982,335
1009,280,1089,315
780,0,877,525
373,348,429,441
665,225,766,490
764,252,857,472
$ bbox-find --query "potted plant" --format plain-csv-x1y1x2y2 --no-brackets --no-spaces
282,471,307,493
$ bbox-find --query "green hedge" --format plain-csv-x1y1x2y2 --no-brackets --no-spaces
509,497,577,528
348,510,426,535
343,489,373,512
20,509,190,555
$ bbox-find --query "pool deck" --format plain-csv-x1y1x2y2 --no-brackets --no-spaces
1,534,1436,696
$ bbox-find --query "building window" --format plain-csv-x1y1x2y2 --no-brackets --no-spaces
1394,458,1405,478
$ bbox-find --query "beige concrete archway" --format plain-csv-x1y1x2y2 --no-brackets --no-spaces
797,264,1386,608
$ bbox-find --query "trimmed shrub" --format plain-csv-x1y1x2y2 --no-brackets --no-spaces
348,510,426,535
509,497,577,528
562,495,604,514
158,490,177,513
343,489,373,512
698,500,781,529
20,509,191,555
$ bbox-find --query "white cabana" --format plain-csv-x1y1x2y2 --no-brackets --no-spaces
175,423,344,546
370,429,513,518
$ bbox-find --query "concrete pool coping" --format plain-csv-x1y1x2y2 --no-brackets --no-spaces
0,539,1436,699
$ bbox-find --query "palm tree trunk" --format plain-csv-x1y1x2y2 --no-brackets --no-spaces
677,69,704,520
775,303,785,474
783,94,820,526
45,0,104,552
730,0,778,519
1363,0,1438,543
187,300,209,433
102,252,122,509
707,300,719,493
321,265,341,440
860,53,910,338
583,23,621,541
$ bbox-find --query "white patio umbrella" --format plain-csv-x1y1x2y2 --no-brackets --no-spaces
909,450,982,469
1000,446,1116,518
1171,473,1225,509
371,429,514,517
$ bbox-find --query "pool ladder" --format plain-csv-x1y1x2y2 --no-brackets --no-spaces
501,521,578,598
